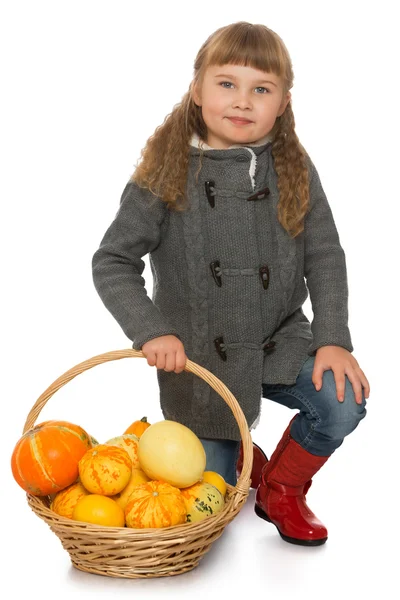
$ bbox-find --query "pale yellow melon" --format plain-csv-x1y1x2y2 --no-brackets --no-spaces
138,420,206,488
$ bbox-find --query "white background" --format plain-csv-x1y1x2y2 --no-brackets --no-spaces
2,0,399,598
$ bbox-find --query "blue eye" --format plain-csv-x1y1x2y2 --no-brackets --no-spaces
219,82,270,93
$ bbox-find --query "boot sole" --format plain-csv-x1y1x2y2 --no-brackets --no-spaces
254,504,328,547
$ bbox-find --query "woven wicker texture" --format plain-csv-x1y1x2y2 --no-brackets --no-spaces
23,349,253,578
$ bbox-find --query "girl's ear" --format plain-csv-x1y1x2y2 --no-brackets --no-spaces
277,91,291,117
191,81,202,107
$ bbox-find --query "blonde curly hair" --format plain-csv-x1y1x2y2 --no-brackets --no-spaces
131,21,310,238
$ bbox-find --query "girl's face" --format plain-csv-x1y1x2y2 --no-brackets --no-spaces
192,64,291,148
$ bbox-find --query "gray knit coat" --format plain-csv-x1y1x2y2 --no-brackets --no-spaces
92,137,353,441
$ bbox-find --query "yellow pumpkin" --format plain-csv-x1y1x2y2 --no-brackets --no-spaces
73,494,125,527
113,468,151,511
200,471,227,497
138,420,206,488
104,434,140,468
181,482,225,523
50,481,90,518
125,481,187,529
78,444,132,495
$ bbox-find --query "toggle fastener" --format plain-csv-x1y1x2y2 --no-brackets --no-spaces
205,181,216,207
210,260,222,287
247,186,270,201
259,265,270,290
214,336,227,361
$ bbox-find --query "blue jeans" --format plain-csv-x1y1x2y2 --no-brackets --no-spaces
200,355,367,486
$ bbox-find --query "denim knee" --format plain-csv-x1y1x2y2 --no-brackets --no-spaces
320,369,366,435
295,367,367,454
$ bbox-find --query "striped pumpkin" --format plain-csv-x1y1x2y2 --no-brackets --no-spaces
181,482,225,523
11,420,92,496
50,481,90,518
78,444,132,495
125,481,187,529
104,434,140,468
113,467,150,511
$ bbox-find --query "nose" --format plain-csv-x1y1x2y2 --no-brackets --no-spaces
232,89,252,110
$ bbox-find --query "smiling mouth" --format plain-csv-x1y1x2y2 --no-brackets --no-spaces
227,117,253,125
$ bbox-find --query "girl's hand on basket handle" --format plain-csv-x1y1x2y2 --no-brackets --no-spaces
141,335,188,373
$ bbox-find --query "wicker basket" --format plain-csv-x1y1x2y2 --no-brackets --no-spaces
23,349,253,579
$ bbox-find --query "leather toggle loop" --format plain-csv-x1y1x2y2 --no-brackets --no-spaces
247,186,270,201
210,260,222,287
214,336,227,361
205,181,216,207
263,340,276,354
259,265,270,290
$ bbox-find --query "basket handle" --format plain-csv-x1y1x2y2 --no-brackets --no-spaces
22,350,253,499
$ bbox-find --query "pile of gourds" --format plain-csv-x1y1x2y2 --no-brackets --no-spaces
11,417,227,528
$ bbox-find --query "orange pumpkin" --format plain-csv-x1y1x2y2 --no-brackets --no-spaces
79,444,132,495
113,467,151,511
73,494,125,527
11,420,92,496
124,416,151,438
125,481,187,529
104,434,140,467
50,481,90,518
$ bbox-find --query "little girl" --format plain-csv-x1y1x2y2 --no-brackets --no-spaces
92,21,370,546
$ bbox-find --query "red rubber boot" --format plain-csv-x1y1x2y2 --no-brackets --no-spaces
255,418,330,546
236,442,269,489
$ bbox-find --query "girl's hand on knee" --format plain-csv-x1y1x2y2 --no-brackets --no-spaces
312,346,370,405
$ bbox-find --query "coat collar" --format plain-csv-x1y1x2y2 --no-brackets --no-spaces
189,132,274,157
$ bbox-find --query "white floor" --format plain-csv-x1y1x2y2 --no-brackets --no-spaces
5,389,398,600
3,1,399,596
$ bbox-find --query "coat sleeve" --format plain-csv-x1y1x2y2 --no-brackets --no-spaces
92,181,181,350
304,161,353,355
